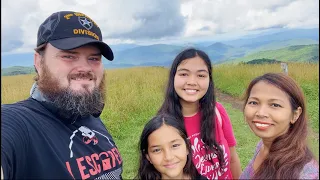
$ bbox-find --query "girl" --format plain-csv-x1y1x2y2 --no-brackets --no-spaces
158,48,242,179
137,114,206,179
240,73,319,179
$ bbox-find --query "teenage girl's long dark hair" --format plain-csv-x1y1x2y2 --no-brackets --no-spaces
157,48,225,170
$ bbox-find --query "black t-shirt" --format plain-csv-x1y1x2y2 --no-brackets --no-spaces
1,97,123,179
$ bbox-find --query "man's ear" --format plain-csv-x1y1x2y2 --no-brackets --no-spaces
34,52,42,75
291,107,302,124
146,154,152,164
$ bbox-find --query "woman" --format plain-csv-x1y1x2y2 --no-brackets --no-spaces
240,73,319,179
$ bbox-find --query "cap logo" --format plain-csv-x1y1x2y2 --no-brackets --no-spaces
78,17,93,30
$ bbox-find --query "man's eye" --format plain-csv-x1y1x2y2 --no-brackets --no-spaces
89,57,101,61
61,55,76,59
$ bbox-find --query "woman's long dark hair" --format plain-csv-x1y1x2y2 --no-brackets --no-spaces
243,73,315,179
136,114,199,179
157,48,225,170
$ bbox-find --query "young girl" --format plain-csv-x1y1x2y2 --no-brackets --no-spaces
158,48,242,179
240,73,319,179
136,114,206,179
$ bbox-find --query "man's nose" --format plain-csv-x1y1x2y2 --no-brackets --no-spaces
74,58,92,72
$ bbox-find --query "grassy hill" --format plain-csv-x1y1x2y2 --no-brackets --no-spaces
230,44,319,63
246,39,319,54
1,66,35,76
1,64,318,178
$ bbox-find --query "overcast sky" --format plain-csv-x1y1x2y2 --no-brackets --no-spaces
1,0,319,54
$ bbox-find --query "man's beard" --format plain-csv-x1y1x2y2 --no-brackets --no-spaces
37,63,106,117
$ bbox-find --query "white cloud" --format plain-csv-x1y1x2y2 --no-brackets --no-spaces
182,0,319,37
1,0,319,53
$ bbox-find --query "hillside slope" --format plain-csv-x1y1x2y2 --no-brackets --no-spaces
230,44,319,63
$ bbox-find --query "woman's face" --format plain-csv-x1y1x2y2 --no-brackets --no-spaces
244,81,301,142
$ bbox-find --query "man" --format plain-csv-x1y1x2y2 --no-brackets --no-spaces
1,11,122,179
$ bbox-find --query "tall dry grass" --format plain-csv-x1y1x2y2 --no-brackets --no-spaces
1,64,318,178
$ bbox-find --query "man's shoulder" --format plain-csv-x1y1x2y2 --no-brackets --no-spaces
2,98,45,122
2,98,37,110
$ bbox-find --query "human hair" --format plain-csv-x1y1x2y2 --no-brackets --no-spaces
243,72,314,179
136,113,198,180
34,43,47,56
33,43,47,81
157,48,225,170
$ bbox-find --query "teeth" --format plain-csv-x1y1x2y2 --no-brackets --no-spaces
255,123,270,127
72,78,91,80
185,89,197,93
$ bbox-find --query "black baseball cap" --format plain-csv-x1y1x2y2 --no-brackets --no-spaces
37,11,114,60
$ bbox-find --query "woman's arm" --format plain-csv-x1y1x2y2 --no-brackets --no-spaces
230,146,242,179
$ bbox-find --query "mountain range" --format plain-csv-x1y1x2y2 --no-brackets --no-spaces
1,28,319,71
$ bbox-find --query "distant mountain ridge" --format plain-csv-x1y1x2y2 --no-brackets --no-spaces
1,28,319,72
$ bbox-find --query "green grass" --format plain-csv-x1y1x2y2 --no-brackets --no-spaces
101,67,168,178
217,101,260,168
1,65,318,179
213,63,319,133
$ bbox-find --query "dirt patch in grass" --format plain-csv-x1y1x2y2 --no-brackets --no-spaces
215,88,244,110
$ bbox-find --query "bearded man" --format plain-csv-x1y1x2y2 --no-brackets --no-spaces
1,11,123,179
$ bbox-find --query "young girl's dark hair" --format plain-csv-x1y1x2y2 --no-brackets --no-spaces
243,73,314,179
157,48,225,169
136,113,198,179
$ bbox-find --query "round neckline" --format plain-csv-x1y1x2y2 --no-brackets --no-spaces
184,111,200,118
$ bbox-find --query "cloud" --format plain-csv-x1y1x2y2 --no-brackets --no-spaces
1,0,185,53
95,0,186,40
182,0,319,37
1,0,319,54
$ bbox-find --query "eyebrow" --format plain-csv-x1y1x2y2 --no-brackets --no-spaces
248,97,285,103
149,139,183,148
177,68,209,73
60,50,101,56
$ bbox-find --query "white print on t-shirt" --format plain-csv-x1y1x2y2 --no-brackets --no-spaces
191,136,229,179
69,126,114,158
65,126,122,179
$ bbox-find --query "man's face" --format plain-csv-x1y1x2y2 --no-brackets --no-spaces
37,43,104,94
34,43,106,116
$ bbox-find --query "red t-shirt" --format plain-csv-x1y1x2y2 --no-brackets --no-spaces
184,102,236,179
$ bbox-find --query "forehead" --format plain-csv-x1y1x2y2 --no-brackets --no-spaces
177,56,208,71
46,43,101,53
147,125,183,146
249,81,290,101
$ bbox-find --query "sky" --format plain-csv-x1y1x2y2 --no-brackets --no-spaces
1,0,319,54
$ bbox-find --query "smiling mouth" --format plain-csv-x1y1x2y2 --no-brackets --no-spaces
255,123,270,127
164,162,178,168
253,121,272,130
71,77,93,81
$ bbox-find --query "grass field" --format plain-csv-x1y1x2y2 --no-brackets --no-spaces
1,64,318,179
